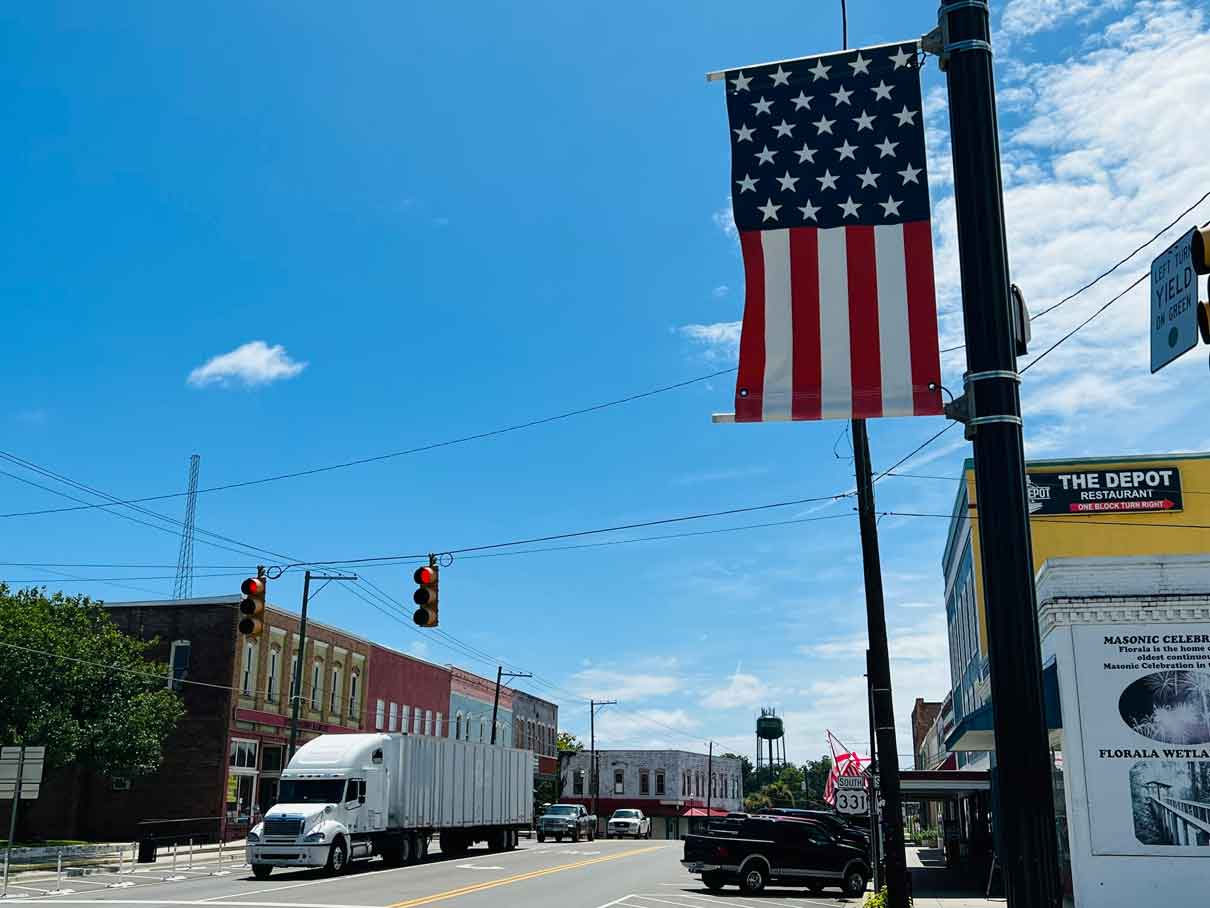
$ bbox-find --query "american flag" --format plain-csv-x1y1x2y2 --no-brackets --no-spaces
722,42,943,422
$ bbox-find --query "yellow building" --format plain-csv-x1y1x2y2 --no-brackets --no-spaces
940,452,1210,761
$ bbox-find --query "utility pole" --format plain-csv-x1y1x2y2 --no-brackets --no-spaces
491,666,533,745
852,420,908,908
589,699,616,823
287,570,358,759
938,3,1060,905
706,741,714,818
866,649,882,892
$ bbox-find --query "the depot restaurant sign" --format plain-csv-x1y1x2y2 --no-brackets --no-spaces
1026,467,1183,516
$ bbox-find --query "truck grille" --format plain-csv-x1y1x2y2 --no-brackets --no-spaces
264,818,304,838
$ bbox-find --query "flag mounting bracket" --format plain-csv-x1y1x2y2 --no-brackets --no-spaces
943,370,1022,439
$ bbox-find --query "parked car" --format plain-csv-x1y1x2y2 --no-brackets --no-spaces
607,809,651,839
536,804,595,843
758,807,871,852
682,814,870,897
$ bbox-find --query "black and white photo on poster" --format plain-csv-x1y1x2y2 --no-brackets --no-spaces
1119,671,1210,745
1129,760,1210,846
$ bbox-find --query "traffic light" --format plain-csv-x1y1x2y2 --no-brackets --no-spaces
238,575,267,636
412,561,439,627
1195,227,1210,344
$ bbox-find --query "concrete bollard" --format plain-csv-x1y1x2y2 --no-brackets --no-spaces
56,849,63,892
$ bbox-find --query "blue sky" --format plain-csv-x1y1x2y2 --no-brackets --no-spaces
3,1,1210,763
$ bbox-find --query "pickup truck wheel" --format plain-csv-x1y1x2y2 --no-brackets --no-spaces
843,868,868,897
326,838,348,875
587,826,595,842
571,828,580,843
251,864,272,880
702,871,726,891
739,862,767,895
537,833,545,843
554,834,562,842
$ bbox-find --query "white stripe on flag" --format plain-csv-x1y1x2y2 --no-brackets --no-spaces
760,229,793,420
874,224,913,417
817,227,851,419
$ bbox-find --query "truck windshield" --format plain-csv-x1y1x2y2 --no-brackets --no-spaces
277,779,346,804
545,806,577,815
613,810,639,818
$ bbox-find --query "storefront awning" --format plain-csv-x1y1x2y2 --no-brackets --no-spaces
898,769,990,798
945,662,1062,753
681,807,729,817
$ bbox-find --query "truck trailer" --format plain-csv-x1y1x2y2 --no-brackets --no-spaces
246,733,532,878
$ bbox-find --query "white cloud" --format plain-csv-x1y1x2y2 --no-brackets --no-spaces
712,200,738,239
187,341,307,388
570,667,681,702
801,614,949,663
712,284,730,298
592,708,701,749
701,669,768,710
678,321,741,363
1000,0,1127,39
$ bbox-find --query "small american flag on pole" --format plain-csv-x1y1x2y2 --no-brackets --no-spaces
720,42,943,422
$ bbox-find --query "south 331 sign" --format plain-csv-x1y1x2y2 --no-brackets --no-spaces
833,776,869,816
1026,467,1183,516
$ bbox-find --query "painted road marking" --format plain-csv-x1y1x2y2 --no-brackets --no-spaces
452,866,503,871
0,902,377,908
387,845,667,908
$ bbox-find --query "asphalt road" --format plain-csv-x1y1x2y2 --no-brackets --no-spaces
1,838,862,908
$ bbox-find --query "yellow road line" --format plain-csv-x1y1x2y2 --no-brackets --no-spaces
387,845,666,908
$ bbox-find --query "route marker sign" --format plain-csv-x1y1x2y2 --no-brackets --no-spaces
1150,227,1199,373
834,776,868,815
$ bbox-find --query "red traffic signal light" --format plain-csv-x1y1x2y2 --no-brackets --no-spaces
412,562,439,627
239,575,267,636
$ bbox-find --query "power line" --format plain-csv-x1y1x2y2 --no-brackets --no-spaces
0,368,738,520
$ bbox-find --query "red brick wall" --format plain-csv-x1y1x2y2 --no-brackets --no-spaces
365,645,451,734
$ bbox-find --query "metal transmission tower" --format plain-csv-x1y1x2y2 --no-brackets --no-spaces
172,454,201,599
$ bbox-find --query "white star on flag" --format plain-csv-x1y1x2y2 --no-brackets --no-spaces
730,71,752,92
798,199,820,220
752,97,773,115
776,171,799,192
875,137,898,158
889,46,913,69
849,53,871,75
898,163,922,184
836,139,857,161
838,196,861,218
879,196,903,216
871,81,893,101
853,110,875,131
830,85,853,106
792,91,812,110
755,145,777,165
736,174,758,193
795,143,817,163
758,198,781,221
809,59,831,80
734,124,755,143
816,169,839,191
812,115,835,135
857,167,879,188
770,66,791,86
773,119,795,138
894,106,918,126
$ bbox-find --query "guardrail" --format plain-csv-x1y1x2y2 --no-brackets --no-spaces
1150,794,1210,846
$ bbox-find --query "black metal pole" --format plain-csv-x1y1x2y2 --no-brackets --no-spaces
866,649,882,891
852,418,908,908
287,570,312,760
706,741,713,817
940,4,1059,906
490,666,503,746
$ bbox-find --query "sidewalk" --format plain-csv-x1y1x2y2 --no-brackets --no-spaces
907,846,1003,908
4,839,247,883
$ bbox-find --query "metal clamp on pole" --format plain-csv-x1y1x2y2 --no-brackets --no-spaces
933,0,991,70
942,371,1022,439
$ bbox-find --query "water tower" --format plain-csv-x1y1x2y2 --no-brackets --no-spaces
755,707,787,774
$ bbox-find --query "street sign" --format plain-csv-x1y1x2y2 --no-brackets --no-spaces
834,775,865,789
1026,466,1182,516
835,788,869,815
1150,227,1200,373
0,746,45,800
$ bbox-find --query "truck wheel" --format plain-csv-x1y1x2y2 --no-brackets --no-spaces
325,837,348,875
438,831,466,856
380,837,405,867
537,832,545,843
843,868,868,897
251,864,272,880
571,828,580,843
417,836,429,862
554,834,562,842
702,871,726,891
587,826,594,842
739,861,767,895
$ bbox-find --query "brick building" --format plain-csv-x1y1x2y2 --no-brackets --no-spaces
366,643,451,740
910,698,942,770
448,667,512,744
512,688,559,786
559,749,742,839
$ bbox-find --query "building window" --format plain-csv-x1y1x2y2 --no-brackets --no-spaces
573,771,584,795
310,661,322,710
400,705,410,733
655,770,665,796
267,648,279,702
289,654,298,703
425,710,432,736
348,671,360,718
242,643,255,696
261,746,284,773
389,702,399,732
168,640,190,691
614,769,624,794
375,699,386,731
479,719,485,742
414,709,423,736
639,770,649,795
437,712,443,737
229,739,257,769
455,712,463,739
329,666,342,714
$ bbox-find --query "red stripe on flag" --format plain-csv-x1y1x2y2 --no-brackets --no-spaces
735,230,766,422
903,220,944,416
789,227,821,420
845,226,882,419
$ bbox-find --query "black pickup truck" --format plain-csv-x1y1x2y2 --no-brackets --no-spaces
682,814,870,897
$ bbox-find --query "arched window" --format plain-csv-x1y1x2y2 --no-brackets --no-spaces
455,712,463,739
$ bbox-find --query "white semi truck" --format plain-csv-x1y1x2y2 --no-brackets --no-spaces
245,733,532,878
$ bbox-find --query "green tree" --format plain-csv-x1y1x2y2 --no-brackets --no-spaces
0,585,184,776
802,755,833,803
556,731,583,753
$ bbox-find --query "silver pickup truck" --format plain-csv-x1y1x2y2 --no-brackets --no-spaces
536,804,596,843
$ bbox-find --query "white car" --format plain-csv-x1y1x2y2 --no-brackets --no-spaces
606,809,651,839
